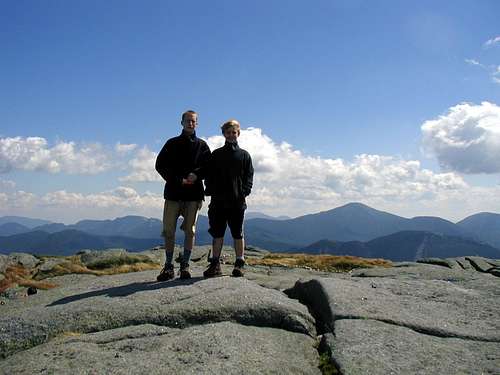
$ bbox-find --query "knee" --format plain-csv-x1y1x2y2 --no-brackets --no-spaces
162,230,175,242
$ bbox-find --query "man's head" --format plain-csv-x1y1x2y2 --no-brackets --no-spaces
181,110,198,134
221,120,241,143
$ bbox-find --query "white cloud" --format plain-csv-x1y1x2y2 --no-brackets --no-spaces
0,186,164,223
205,128,470,218
0,137,112,174
421,102,500,174
0,179,16,191
493,66,500,85
115,142,138,154
120,146,161,182
484,36,500,48
465,58,483,67
1,126,498,222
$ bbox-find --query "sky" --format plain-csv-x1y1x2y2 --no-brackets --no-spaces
1,0,500,224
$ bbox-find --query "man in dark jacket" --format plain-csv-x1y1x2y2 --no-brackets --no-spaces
155,110,211,281
203,119,254,278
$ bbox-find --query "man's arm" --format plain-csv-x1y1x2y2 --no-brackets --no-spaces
155,141,182,186
242,152,254,197
192,141,212,181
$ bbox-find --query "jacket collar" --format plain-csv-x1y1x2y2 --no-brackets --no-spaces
181,130,197,140
224,141,239,151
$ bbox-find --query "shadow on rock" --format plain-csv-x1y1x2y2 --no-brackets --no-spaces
47,277,205,306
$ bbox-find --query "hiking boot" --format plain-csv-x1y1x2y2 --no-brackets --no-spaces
179,262,191,279
232,258,245,277
156,263,175,281
203,261,222,278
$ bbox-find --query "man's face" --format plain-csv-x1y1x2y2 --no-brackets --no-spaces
223,127,240,143
181,113,198,134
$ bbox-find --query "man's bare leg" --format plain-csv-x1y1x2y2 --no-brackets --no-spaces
234,238,244,259
212,237,224,260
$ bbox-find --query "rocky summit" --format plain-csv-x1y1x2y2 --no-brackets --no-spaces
0,248,499,374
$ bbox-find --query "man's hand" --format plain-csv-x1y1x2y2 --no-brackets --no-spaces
182,173,197,186
187,173,197,183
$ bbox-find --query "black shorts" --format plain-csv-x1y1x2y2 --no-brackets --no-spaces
208,201,246,239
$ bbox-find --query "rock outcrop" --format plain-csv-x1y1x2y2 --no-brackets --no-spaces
0,250,499,374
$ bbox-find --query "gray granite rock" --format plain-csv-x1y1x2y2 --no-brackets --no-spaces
455,256,474,270
287,273,500,375
79,248,129,266
0,271,315,359
287,276,499,341
8,253,40,269
0,254,10,273
328,319,500,375
0,322,320,375
417,257,464,270
466,256,495,273
37,258,68,272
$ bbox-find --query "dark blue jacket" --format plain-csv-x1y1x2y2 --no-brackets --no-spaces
155,131,211,201
205,141,253,208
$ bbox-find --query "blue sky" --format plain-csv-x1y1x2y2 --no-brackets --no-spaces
1,0,499,223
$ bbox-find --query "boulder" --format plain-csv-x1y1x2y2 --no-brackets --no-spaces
37,258,68,272
466,256,495,273
79,248,129,267
0,322,320,375
7,253,40,269
286,274,500,374
325,319,499,375
0,271,315,359
0,254,10,273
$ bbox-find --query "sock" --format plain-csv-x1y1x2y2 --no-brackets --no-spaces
183,249,192,264
237,256,245,261
165,250,174,265
212,256,220,264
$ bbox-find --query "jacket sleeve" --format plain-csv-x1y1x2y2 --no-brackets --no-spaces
242,152,254,197
203,153,214,196
193,141,212,180
155,141,182,186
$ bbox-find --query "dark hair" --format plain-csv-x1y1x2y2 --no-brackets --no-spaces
181,110,198,122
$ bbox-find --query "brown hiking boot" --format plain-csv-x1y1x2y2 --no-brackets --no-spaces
232,258,245,277
203,261,222,278
179,262,191,279
156,263,175,281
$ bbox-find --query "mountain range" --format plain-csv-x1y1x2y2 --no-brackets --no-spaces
1,203,499,260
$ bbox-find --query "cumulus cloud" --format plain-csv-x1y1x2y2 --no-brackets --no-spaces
205,127,469,218
0,179,16,191
0,186,164,223
1,126,497,222
421,102,500,174
484,36,500,48
115,142,138,154
120,146,161,182
0,137,112,174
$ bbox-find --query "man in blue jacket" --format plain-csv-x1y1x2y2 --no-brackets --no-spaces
155,110,211,280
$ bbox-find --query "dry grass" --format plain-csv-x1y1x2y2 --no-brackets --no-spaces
0,254,161,294
0,264,58,293
34,255,160,280
247,253,392,272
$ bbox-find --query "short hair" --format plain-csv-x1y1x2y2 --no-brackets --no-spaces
221,119,241,133
181,110,198,122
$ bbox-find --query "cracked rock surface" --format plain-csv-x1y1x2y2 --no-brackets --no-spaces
1,254,500,374
0,322,320,375
0,271,315,362
288,261,500,374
